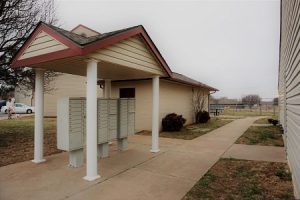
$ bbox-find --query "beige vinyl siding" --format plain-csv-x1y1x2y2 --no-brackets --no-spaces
88,36,165,76
19,31,68,60
15,73,103,116
111,79,209,132
279,0,300,197
16,75,209,132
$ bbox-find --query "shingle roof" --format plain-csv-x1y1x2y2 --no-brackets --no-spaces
45,23,141,46
43,23,218,91
169,72,218,91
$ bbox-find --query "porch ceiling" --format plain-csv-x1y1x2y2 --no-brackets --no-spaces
31,56,157,80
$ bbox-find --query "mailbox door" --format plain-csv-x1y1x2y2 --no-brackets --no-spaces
69,99,85,150
98,99,109,144
128,99,135,135
109,99,118,140
119,99,128,138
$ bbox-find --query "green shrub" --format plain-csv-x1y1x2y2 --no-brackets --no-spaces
162,113,186,132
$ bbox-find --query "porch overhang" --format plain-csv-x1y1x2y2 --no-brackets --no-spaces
11,22,172,79
11,22,166,181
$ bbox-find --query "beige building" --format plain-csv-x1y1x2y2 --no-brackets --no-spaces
11,21,218,179
16,71,215,132
13,23,217,132
278,0,300,197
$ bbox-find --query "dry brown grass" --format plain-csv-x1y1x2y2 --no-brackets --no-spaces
183,159,294,200
236,126,284,146
221,107,278,118
254,118,270,124
0,117,62,167
137,118,233,140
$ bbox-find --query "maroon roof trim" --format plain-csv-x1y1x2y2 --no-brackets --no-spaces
11,23,172,77
166,77,219,91
11,23,82,68
81,27,142,54
111,76,218,91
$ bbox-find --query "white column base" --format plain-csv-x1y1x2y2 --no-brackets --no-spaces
32,159,46,164
150,149,160,153
83,175,101,182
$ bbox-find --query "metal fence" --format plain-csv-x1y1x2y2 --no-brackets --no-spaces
210,104,279,117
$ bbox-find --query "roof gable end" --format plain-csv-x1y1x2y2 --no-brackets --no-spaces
12,22,82,67
18,31,68,60
11,23,172,77
71,24,101,37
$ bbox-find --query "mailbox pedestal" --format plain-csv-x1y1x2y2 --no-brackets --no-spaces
98,143,109,158
57,97,85,167
117,138,128,151
69,149,84,167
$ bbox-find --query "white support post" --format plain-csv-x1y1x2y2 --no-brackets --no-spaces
83,59,100,181
32,69,46,163
151,75,160,153
104,79,111,98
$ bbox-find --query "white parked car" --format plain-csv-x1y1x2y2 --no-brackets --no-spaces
1,103,35,114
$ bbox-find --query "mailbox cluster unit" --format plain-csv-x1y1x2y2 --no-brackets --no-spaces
57,98,86,151
57,97,135,167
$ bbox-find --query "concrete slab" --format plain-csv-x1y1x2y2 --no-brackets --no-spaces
0,144,163,200
68,168,195,200
137,150,216,181
0,116,268,200
222,144,287,163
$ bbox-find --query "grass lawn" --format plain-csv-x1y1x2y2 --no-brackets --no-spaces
221,108,278,118
254,117,279,124
254,118,270,124
0,116,61,167
137,118,233,140
183,158,294,200
236,126,284,146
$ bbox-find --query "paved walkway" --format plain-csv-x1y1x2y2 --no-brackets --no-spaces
0,117,260,200
222,144,287,163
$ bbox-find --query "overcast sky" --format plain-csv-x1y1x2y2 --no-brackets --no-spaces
56,0,280,100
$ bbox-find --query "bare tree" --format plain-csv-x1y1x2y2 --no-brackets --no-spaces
192,88,208,120
242,94,261,109
0,0,59,100
16,69,61,105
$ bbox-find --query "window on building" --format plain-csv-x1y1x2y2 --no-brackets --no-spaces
119,88,135,98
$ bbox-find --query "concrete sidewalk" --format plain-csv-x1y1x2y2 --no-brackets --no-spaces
0,117,260,200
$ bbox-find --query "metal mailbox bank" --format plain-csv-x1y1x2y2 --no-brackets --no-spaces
57,97,135,167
